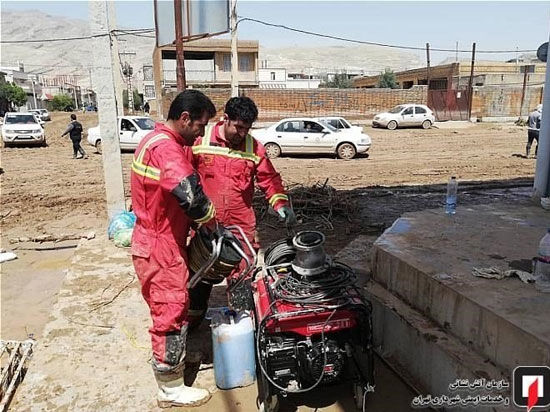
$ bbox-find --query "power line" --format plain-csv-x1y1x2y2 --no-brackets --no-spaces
0,28,155,44
237,16,538,54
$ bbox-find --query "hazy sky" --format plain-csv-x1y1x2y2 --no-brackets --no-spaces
3,1,550,62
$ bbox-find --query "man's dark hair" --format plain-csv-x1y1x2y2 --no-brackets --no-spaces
224,97,258,124
167,89,216,121
70,114,77,120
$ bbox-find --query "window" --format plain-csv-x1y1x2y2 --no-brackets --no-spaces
270,72,276,81
327,119,339,128
389,105,404,114
222,54,231,72
302,121,324,133
415,106,427,114
121,119,137,132
134,118,155,130
277,121,300,132
402,107,413,115
5,114,37,124
239,54,251,72
143,66,153,81
144,85,155,99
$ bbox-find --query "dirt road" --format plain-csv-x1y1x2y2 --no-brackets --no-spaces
1,112,535,410
0,112,535,240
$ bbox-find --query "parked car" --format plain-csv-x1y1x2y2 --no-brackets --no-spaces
87,116,155,153
252,117,371,160
31,113,45,127
317,116,363,133
29,108,51,121
372,104,435,130
1,112,46,147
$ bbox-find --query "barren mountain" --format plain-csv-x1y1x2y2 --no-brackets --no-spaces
2,9,423,87
259,44,423,75
1,9,155,88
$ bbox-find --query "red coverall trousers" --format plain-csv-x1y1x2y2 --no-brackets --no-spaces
131,124,215,371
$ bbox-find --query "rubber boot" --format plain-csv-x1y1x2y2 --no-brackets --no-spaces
155,371,211,408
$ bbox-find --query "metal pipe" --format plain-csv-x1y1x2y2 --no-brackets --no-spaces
230,0,239,97
174,0,186,91
467,42,476,121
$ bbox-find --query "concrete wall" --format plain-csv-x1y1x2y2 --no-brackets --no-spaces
161,86,428,120
471,85,544,119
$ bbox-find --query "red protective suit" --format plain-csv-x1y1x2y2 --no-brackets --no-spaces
131,123,215,369
192,121,289,256
186,121,288,325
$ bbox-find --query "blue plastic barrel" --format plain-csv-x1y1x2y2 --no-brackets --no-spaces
211,310,256,389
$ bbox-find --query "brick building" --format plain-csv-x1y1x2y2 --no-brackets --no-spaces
353,61,546,90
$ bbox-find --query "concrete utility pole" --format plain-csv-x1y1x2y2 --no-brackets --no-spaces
107,1,124,116
89,0,126,218
426,43,431,88
533,32,550,200
30,77,37,109
230,0,239,97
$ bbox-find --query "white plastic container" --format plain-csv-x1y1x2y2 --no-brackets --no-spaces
211,310,256,389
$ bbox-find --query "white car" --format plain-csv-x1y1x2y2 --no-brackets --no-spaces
2,112,46,147
317,116,363,134
29,108,51,121
252,118,371,160
87,116,155,153
372,104,435,130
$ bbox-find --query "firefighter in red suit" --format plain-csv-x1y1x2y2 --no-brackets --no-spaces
131,90,217,408
188,96,296,327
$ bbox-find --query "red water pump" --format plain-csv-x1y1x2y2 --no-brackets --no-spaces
251,231,374,411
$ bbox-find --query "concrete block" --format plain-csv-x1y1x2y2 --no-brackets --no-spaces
372,204,550,372
366,281,510,411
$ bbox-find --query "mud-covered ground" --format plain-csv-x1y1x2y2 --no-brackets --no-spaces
0,112,536,241
1,112,536,411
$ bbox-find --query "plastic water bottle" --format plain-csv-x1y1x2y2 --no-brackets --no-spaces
445,176,458,215
535,230,550,292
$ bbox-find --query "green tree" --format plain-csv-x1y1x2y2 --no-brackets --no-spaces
378,69,398,89
133,89,142,111
0,83,27,108
123,89,143,110
49,94,74,111
320,73,353,89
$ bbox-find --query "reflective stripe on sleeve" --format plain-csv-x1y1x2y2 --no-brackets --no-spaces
268,193,289,207
131,134,170,181
194,202,216,224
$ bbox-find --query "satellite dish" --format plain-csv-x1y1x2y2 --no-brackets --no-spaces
537,42,548,62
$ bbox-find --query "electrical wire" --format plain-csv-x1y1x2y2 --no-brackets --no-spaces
256,306,338,394
2,14,537,55
0,28,155,44
256,236,374,398
237,16,538,54
264,238,357,305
